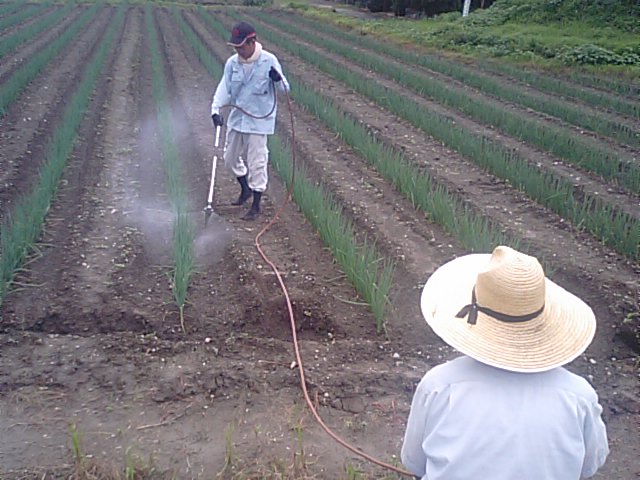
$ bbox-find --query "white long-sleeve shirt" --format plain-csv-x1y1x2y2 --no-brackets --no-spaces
211,49,289,135
401,356,609,480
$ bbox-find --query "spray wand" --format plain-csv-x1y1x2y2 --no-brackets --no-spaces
203,125,221,227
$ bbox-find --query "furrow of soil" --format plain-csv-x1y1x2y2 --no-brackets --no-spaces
0,7,131,333
153,8,211,211
407,65,640,159
108,5,183,336
0,4,56,41
0,6,111,225
462,61,640,134
0,5,179,471
248,13,640,218
472,59,640,129
0,4,43,33
552,68,640,101
0,5,83,81
81,7,164,334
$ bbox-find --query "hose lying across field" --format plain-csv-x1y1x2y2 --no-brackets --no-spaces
225,79,413,477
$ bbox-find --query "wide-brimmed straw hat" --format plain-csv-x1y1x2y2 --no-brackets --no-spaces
421,246,596,373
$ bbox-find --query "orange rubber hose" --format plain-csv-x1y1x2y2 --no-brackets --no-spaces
248,88,414,477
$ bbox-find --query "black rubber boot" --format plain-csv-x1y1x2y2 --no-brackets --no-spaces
231,175,252,206
242,191,262,221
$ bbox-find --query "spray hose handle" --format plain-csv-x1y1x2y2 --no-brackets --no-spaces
214,125,221,148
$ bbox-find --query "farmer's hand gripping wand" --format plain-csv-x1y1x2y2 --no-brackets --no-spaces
204,123,221,227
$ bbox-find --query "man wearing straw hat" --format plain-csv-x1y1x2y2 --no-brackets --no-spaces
211,21,290,221
401,246,609,479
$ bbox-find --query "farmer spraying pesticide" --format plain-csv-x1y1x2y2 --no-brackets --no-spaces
211,21,290,221
401,246,609,479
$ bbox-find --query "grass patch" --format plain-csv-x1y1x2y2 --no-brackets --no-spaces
301,0,640,76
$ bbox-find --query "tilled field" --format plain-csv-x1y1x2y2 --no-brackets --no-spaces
0,4,638,478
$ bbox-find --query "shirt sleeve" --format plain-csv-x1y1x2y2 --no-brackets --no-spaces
580,396,609,478
272,57,290,93
401,380,437,478
211,65,230,116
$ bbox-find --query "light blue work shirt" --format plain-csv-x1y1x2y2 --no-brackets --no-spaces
211,50,289,135
401,356,609,480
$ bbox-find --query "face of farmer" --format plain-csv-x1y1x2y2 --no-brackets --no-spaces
235,38,256,60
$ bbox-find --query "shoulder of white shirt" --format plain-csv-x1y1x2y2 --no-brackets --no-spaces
418,355,598,401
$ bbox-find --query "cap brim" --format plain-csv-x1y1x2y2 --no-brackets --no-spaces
227,39,246,47
227,33,256,48
421,254,596,372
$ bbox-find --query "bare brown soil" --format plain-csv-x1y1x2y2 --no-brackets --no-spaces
0,4,638,479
